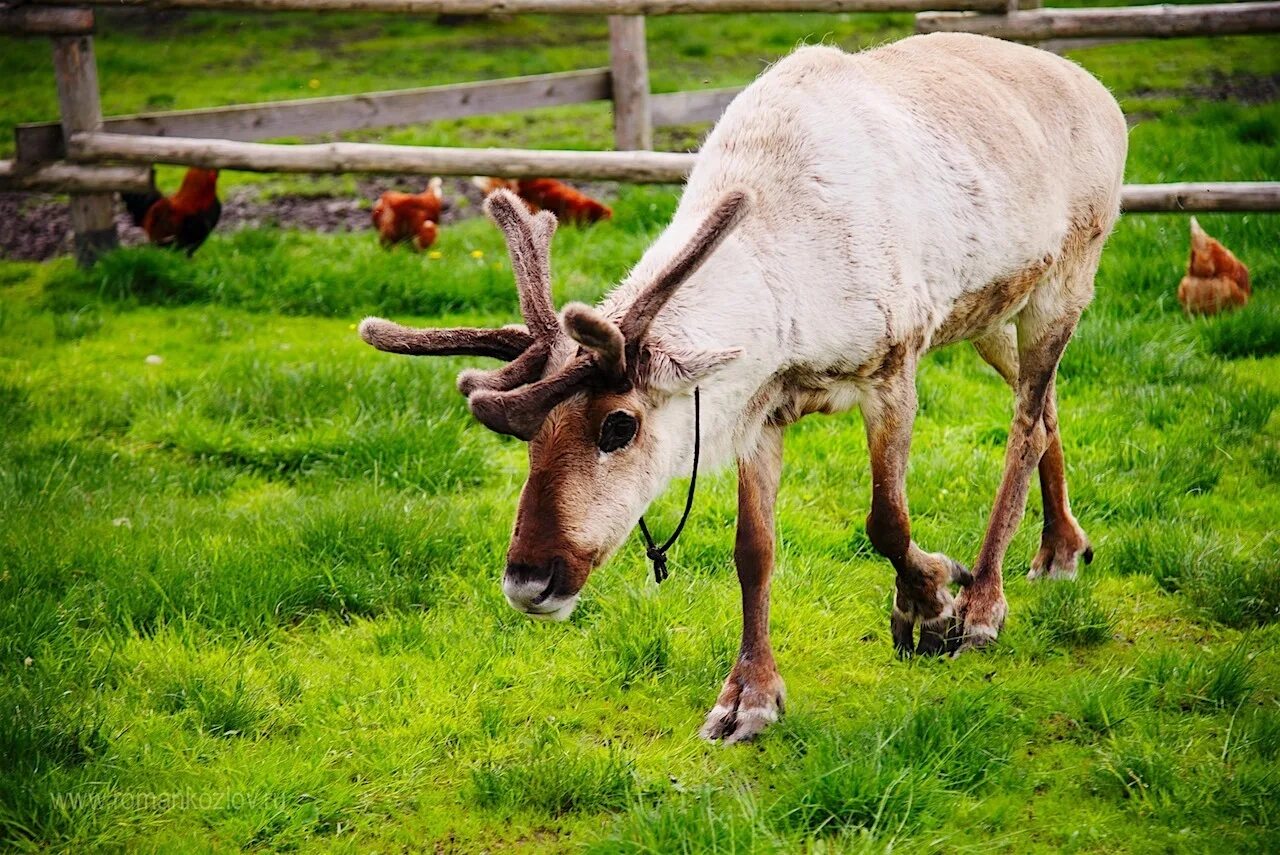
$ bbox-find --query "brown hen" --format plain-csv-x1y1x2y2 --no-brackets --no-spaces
473,177,611,225
1178,216,1250,315
372,177,443,251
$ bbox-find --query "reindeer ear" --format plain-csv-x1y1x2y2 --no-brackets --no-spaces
561,302,626,383
639,339,742,394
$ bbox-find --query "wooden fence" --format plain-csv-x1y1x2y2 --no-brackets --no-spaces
918,1,1280,39
2,0,1279,265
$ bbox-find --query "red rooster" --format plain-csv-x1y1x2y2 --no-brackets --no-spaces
372,177,443,251
122,167,222,256
473,177,611,225
1178,217,1251,315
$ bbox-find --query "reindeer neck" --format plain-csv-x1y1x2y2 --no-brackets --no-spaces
602,222,785,473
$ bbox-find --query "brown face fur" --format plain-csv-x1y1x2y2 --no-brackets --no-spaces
507,387,651,602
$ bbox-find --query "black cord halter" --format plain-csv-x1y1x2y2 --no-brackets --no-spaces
638,386,701,584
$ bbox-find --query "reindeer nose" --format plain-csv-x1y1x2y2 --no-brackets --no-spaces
504,560,557,601
502,557,577,621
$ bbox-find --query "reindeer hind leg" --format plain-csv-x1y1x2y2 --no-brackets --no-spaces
958,254,1101,650
973,326,1092,582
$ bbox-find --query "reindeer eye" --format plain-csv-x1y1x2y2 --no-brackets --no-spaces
598,411,638,453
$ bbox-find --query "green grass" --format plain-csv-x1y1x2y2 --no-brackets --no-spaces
2,8,1280,853
2,206,1276,853
1024,581,1117,649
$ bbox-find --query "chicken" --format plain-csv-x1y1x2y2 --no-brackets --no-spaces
372,177,443,251
1178,216,1250,315
122,167,222,256
473,177,611,225
122,184,161,229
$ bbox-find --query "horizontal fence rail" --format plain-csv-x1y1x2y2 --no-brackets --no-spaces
68,131,697,181
59,132,1280,213
34,0,1007,13
0,5,94,34
917,1,1280,40
0,159,152,193
1119,182,1280,212
650,86,743,126
17,68,614,162
19,73,741,164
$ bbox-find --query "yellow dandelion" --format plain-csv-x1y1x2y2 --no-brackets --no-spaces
428,250,443,260
348,323,357,330
308,78,320,89
470,249,484,259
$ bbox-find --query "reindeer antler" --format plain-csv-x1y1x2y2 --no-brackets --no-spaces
619,190,751,350
359,187,752,441
452,191,562,400
560,190,752,383
452,190,584,438
485,191,560,342
361,189,583,439
358,319,533,360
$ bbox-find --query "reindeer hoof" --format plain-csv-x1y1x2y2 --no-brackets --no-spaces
951,586,1007,656
701,664,785,744
1024,514,1095,581
894,606,963,658
1027,522,1093,582
892,553,970,657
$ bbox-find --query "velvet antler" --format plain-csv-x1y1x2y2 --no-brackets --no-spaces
359,187,752,441
451,190,562,400
446,190,583,438
619,190,751,350
468,355,599,440
561,302,626,382
359,318,533,360
358,190,563,435
484,190,560,341
457,189,640,438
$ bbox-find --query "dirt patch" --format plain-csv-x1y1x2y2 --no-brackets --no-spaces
1,191,212,262
0,194,82,262
1,177,619,262
97,8,195,37
1131,71,1280,106
1201,71,1280,105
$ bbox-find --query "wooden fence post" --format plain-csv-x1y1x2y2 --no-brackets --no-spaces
608,15,652,151
52,27,118,267
1010,0,1041,47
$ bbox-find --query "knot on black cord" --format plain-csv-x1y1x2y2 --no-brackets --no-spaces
636,387,701,588
646,547,669,584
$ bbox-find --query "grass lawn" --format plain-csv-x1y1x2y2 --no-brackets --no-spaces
2,8,1280,853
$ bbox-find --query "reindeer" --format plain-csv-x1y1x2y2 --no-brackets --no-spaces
360,33,1128,743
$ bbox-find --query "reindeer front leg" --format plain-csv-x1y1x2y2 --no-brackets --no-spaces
862,357,973,656
956,314,1082,651
701,424,786,743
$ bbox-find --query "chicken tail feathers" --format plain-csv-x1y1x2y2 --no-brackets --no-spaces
121,188,162,227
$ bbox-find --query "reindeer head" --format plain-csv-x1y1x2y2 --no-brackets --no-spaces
360,189,749,619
